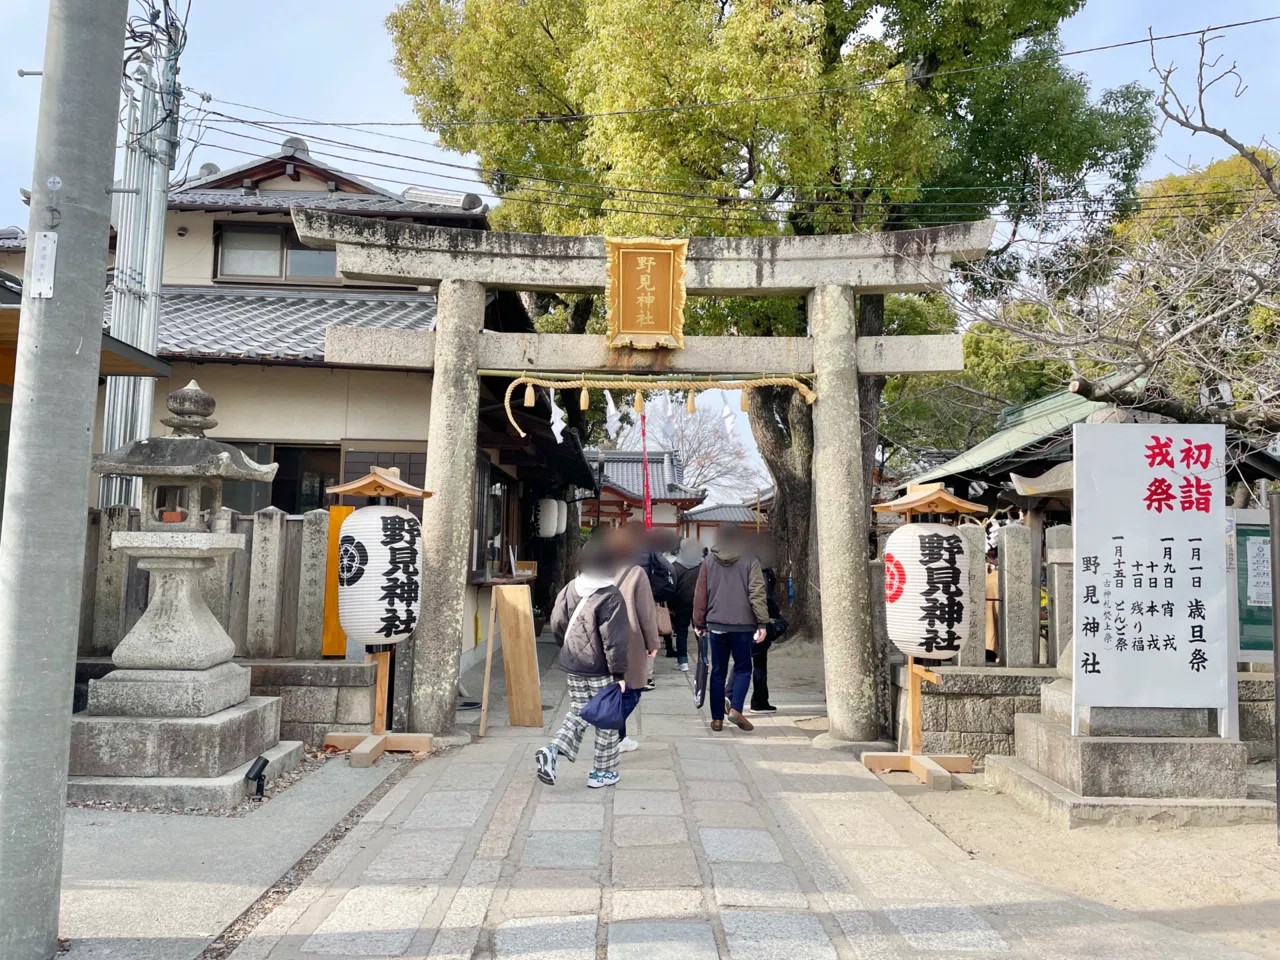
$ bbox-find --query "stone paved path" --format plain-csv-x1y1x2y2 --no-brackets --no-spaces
229,661,1256,960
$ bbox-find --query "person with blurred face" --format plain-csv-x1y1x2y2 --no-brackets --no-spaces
693,524,770,732
749,535,785,713
670,537,702,672
605,525,661,751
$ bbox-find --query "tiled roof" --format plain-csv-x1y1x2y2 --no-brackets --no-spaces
682,503,765,524
586,448,706,504
0,227,25,252
105,286,438,363
167,189,482,218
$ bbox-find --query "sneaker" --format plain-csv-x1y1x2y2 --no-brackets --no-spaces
535,746,557,786
587,769,620,788
619,737,640,752
749,704,778,714
679,662,690,673
645,680,656,690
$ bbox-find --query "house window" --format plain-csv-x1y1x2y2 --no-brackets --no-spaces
216,224,337,281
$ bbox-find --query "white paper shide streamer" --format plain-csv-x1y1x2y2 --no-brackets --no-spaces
883,523,970,660
337,506,423,645
604,389,622,440
550,391,567,443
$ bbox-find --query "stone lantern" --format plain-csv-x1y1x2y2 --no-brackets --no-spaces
69,382,301,806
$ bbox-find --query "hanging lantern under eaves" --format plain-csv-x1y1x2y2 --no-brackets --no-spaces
883,523,970,661
536,498,559,538
555,499,568,535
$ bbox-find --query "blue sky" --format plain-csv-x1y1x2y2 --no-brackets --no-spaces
2,1,1277,499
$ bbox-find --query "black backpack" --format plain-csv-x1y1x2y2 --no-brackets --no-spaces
644,552,678,604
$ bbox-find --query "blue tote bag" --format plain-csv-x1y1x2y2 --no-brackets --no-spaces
580,682,642,731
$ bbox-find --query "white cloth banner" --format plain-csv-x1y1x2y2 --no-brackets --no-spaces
1072,423,1228,710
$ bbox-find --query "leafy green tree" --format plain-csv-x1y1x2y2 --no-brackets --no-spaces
388,0,1154,630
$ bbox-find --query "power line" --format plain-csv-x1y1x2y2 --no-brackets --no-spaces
198,15,1280,129
200,123,1274,218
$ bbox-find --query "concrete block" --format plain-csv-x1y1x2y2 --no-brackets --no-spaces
986,754,1276,829
495,916,598,960
711,862,806,908
1013,696,1042,715
1040,678,1211,737
361,829,466,883
1014,712,1247,799
529,803,605,832
946,695,1013,733
504,870,601,918
610,890,707,922
1045,524,1073,566
70,696,282,778
245,659,376,687
958,525,987,666
920,731,963,754
614,815,689,846
1240,698,1275,744
684,780,750,803
304,882,437,957
614,790,684,816
335,685,375,725
294,509,328,659
281,683,339,723
86,662,249,718
919,693,947,731
960,732,1013,758
998,524,1036,667
1238,675,1276,701
607,921,719,960
66,739,301,809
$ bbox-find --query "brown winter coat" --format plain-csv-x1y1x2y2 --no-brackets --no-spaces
615,564,660,689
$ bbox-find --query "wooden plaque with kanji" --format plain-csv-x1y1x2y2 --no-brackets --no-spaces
605,237,688,350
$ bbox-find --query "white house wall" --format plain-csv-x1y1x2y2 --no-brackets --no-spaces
149,362,433,442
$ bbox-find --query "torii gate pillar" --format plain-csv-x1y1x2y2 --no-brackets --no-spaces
809,285,879,742
294,210,995,742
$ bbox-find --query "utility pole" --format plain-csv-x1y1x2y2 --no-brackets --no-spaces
0,2,130,958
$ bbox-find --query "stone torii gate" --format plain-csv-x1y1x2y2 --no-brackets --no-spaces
294,209,995,746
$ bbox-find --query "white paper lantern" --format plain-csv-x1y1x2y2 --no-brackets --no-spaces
883,523,970,661
337,505,423,645
535,498,559,538
555,499,568,535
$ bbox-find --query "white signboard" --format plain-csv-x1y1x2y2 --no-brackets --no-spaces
1073,424,1228,716
1246,537,1272,607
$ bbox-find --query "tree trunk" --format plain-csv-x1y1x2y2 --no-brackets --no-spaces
748,386,818,636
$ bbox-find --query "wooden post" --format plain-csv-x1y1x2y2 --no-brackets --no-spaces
862,658,971,789
321,504,354,656
907,656,922,756
370,649,391,735
478,591,499,738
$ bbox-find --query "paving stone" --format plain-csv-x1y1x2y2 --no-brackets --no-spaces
883,903,1007,952
685,780,750,803
402,790,490,830
609,888,708,922
839,849,957,902
607,921,719,960
302,883,437,956
639,716,698,737
426,861,502,960
699,827,784,863
477,779,534,859
711,862,807,909
451,741,518,763
675,741,731,762
612,845,702,889
362,830,467,884
678,759,739,782
615,768,679,791
767,773,866,795
432,762,507,791
621,751,676,771
520,831,602,869
503,870,602,918
528,802,605,832
614,815,688,847
494,915,598,960
538,781,607,802
720,910,837,960
804,800,904,848
613,790,684,817
691,800,765,828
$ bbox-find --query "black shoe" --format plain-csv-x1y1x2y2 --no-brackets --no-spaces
664,650,677,658
749,704,778,713
645,680,656,690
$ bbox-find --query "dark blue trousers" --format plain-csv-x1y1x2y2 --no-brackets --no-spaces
709,630,753,721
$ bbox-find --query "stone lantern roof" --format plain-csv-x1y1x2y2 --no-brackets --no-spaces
93,380,278,482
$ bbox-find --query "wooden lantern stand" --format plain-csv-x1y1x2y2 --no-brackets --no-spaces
861,483,986,791
321,466,435,767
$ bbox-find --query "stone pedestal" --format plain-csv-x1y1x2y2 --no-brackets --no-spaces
70,535,299,808
986,678,1272,827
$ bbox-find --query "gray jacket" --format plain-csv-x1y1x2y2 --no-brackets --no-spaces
692,544,769,633
551,574,630,678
